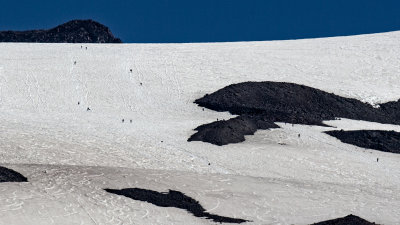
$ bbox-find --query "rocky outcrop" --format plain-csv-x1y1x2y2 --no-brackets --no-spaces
311,214,378,225
105,188,250,223
0,19,122,43
0,166,27,182
190,81,400,146
326,130,400,153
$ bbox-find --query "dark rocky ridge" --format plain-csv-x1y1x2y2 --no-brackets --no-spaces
189,81,400,146
326,130,400,153
0,19,122,43
0,166,28,182
310,214,378,225
189,115,279,146
105,188,250,223
378,99,400,121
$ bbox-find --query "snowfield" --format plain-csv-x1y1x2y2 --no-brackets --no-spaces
1,31,400,224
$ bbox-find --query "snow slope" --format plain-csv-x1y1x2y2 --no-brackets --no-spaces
1,31,400,224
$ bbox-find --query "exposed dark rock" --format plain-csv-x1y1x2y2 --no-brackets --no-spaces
105,188,250,223
311,214,378,225
326,130,400,153
0,166,28,182
0,19,122,43
188,115,278,146
189,81,400,146
194,82,395,125
379,99,400,121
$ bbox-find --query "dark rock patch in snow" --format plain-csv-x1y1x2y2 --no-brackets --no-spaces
378,99,400,121
189,81,400,145
310,214,379,225
105,188,250,223
188,115,278,146
0,19,122,43
326,130,400,153
0,166,28,183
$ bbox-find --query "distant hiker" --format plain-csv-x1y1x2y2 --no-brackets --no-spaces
130,119,132,123
377,158,379,162
87,107,91,111
140,82,143,86
298,134,300,138
217,118,219,121
81,46,82,49
85,47,87,50
74,61,76,65
122,119,125,123
78,101,80,105
202,108,204,111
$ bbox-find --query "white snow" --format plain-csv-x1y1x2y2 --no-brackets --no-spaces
1,31,400,224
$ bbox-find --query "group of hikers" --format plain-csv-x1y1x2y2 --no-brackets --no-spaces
122,119,133,123
72,55,144,118
78,101,132,123
73,60,143,86
78,101,90,111
129,69,143,85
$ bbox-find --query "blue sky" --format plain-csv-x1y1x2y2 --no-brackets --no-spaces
0,0,399,43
